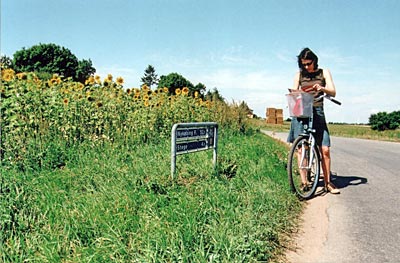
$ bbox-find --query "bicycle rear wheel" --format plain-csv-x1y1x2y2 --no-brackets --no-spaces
287,135,320,200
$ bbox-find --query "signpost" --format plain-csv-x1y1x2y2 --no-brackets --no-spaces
171,122,218,179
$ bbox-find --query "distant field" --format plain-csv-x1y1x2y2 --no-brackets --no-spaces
251,119,400,142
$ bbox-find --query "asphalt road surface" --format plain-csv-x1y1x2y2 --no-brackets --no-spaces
262,131,400,263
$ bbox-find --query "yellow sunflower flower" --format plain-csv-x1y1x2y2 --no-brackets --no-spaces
106,74,113,82
85,76,95,85
141,84,149,91
175,88,181,95
116,76,124,86
1,69,15,81
182,87,189,96
95,75,101,84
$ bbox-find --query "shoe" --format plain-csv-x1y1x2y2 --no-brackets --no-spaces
326,182,340,194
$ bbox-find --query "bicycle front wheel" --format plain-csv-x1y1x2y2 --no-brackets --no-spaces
287,135,320,200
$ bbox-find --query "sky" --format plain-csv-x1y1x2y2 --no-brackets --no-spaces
1,0,399,124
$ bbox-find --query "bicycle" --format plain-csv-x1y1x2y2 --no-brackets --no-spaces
286,91,341,200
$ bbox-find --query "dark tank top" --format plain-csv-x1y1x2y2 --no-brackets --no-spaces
299,69,325,107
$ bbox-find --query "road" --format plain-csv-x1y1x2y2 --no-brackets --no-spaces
262,131,400,263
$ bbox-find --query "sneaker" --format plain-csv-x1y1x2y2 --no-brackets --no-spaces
326,182,340,194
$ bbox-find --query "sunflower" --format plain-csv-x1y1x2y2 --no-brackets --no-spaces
163,87,169,93
194,91,199,98
106,74,113,82
63,98,69,106
85,76,95,85
16,72,27,80
182,87,189,96
95,75,101,84
141,84,149,91
175,88,181,95
116,76,124,86
144,100,150,107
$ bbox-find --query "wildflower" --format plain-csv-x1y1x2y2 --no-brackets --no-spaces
116,76,124,86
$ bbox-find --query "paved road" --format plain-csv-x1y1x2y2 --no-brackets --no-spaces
262,131,400,263
326,136,400,263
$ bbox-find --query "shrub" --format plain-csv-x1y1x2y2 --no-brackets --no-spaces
369,111,400,131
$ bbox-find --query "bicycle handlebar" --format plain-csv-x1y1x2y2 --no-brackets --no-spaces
324,95,341,105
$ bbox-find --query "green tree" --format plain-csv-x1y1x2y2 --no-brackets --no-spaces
12,43,95,82
157,73,194,94
141,65,159,88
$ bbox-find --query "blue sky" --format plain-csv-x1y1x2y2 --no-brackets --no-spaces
2,0,399,123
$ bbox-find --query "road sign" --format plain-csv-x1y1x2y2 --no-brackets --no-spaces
171,122,218,179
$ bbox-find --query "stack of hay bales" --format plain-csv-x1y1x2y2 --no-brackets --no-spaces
266,108,284,124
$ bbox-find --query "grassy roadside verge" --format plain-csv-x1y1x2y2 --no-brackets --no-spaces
1,131,302,262
251,120,400,142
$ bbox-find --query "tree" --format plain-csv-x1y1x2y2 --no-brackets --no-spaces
12,43,95,82
157,73,194,94
205,87,225,102
76,59,96,83
141,65,159,88
369,111,400,131
194,83,207,98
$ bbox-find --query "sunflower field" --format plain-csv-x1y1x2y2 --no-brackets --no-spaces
0,68,249,171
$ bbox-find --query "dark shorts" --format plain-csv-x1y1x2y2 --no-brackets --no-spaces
287,106,331,147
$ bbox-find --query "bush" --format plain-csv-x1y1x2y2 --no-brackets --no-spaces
369,111,400,131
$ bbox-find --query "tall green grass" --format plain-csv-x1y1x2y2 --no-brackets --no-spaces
1,132,301,262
